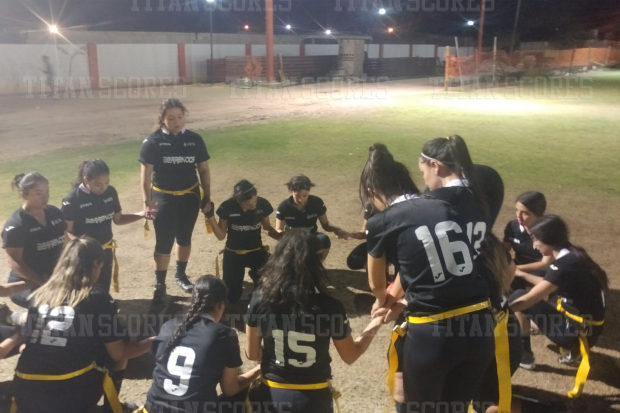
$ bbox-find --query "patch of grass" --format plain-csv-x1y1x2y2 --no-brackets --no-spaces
1,70,619,220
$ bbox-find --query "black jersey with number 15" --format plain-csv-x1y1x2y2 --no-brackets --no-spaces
367,197,489,315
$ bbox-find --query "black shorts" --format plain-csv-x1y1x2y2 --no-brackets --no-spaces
13,368,104,413
153,188,200,254
402,310,495,413
249,381,333,413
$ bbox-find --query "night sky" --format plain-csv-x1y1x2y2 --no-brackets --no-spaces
1,0,619,44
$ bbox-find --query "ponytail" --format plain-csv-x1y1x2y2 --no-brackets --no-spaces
159,275,227,360
421,135,488,219
73,159,110,188
359,143,419,208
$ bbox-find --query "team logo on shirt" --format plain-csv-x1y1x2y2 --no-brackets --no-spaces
231,223,261,231
183,142,196,147
29,227,42,232
36,235,66,251
103,197,113,203
162,156,195,164
306,214,317,219
550,264,559,270
159,142,172,147
62,200,71,206
80,202,93,209
50,218,63,226
85,212,115,225
4,226,15,232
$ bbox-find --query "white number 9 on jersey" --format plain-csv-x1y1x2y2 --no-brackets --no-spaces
415,220,474,283
164,346,196,396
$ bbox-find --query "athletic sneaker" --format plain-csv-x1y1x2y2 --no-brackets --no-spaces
520,351,536,370
558,350,581,367
149,283,167,314
175,273,194,293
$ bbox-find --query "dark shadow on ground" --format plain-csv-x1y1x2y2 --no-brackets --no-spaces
324,268,372,316
513,384,620,413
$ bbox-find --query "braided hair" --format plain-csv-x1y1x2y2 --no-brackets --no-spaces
160,275,228,360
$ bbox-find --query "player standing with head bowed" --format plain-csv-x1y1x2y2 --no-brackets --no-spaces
245,229,383,413
140,98,213,310
12,237,154,413
2,172,66,308
62,159,144,294
275,174,354,260
145,275,260,413
207,179,281,304
362,143,494,413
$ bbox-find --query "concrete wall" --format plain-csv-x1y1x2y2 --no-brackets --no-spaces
0,44,89,95
383,44,410,58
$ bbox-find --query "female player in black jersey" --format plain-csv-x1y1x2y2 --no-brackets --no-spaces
12,237,154,413
246,229,383,413
63,159,144,294
145,275,260,413
207,179,281,304
417,135,489,258
2,172,66,308
275,174,353,258
510,214,607,370
140,98,212,308
363,143,494,413
503,191,552,291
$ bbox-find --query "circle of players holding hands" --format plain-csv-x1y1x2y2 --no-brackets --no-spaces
0,99,608,413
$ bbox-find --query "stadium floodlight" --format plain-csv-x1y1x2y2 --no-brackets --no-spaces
467,20,475,26
48,24,59,34
387,27,394,33
285,24,292,31
379,8,386,15
325,29,332,35
244,24,250,31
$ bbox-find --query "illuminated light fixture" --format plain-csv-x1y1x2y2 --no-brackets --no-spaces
387,27,394,33
325,29,332,35
467,20,475,26
285,24,292,30
244,24,250,31
48,24,59,34
379,8,386,15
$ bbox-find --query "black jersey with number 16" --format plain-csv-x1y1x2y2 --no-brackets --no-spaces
367,197,489,315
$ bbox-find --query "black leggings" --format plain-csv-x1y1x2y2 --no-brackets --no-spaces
8,272,33,309
153,189,200,254
510,289,602,351
222,249,269,303
402,311,495,413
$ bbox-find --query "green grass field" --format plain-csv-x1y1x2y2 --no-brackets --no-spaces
1,70,619,220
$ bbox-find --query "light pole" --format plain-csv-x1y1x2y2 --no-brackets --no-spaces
206,0,215,83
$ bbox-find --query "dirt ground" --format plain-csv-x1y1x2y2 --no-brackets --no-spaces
0,80,618,412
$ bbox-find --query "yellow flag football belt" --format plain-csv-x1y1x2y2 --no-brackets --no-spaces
13,362,122,413
144,183,201,238
556,298,605,399
262,378,342,413
102,239,120,293
407,300,490,324
151,182,199,197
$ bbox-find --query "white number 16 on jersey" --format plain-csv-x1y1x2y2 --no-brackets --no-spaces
415,220,473,283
